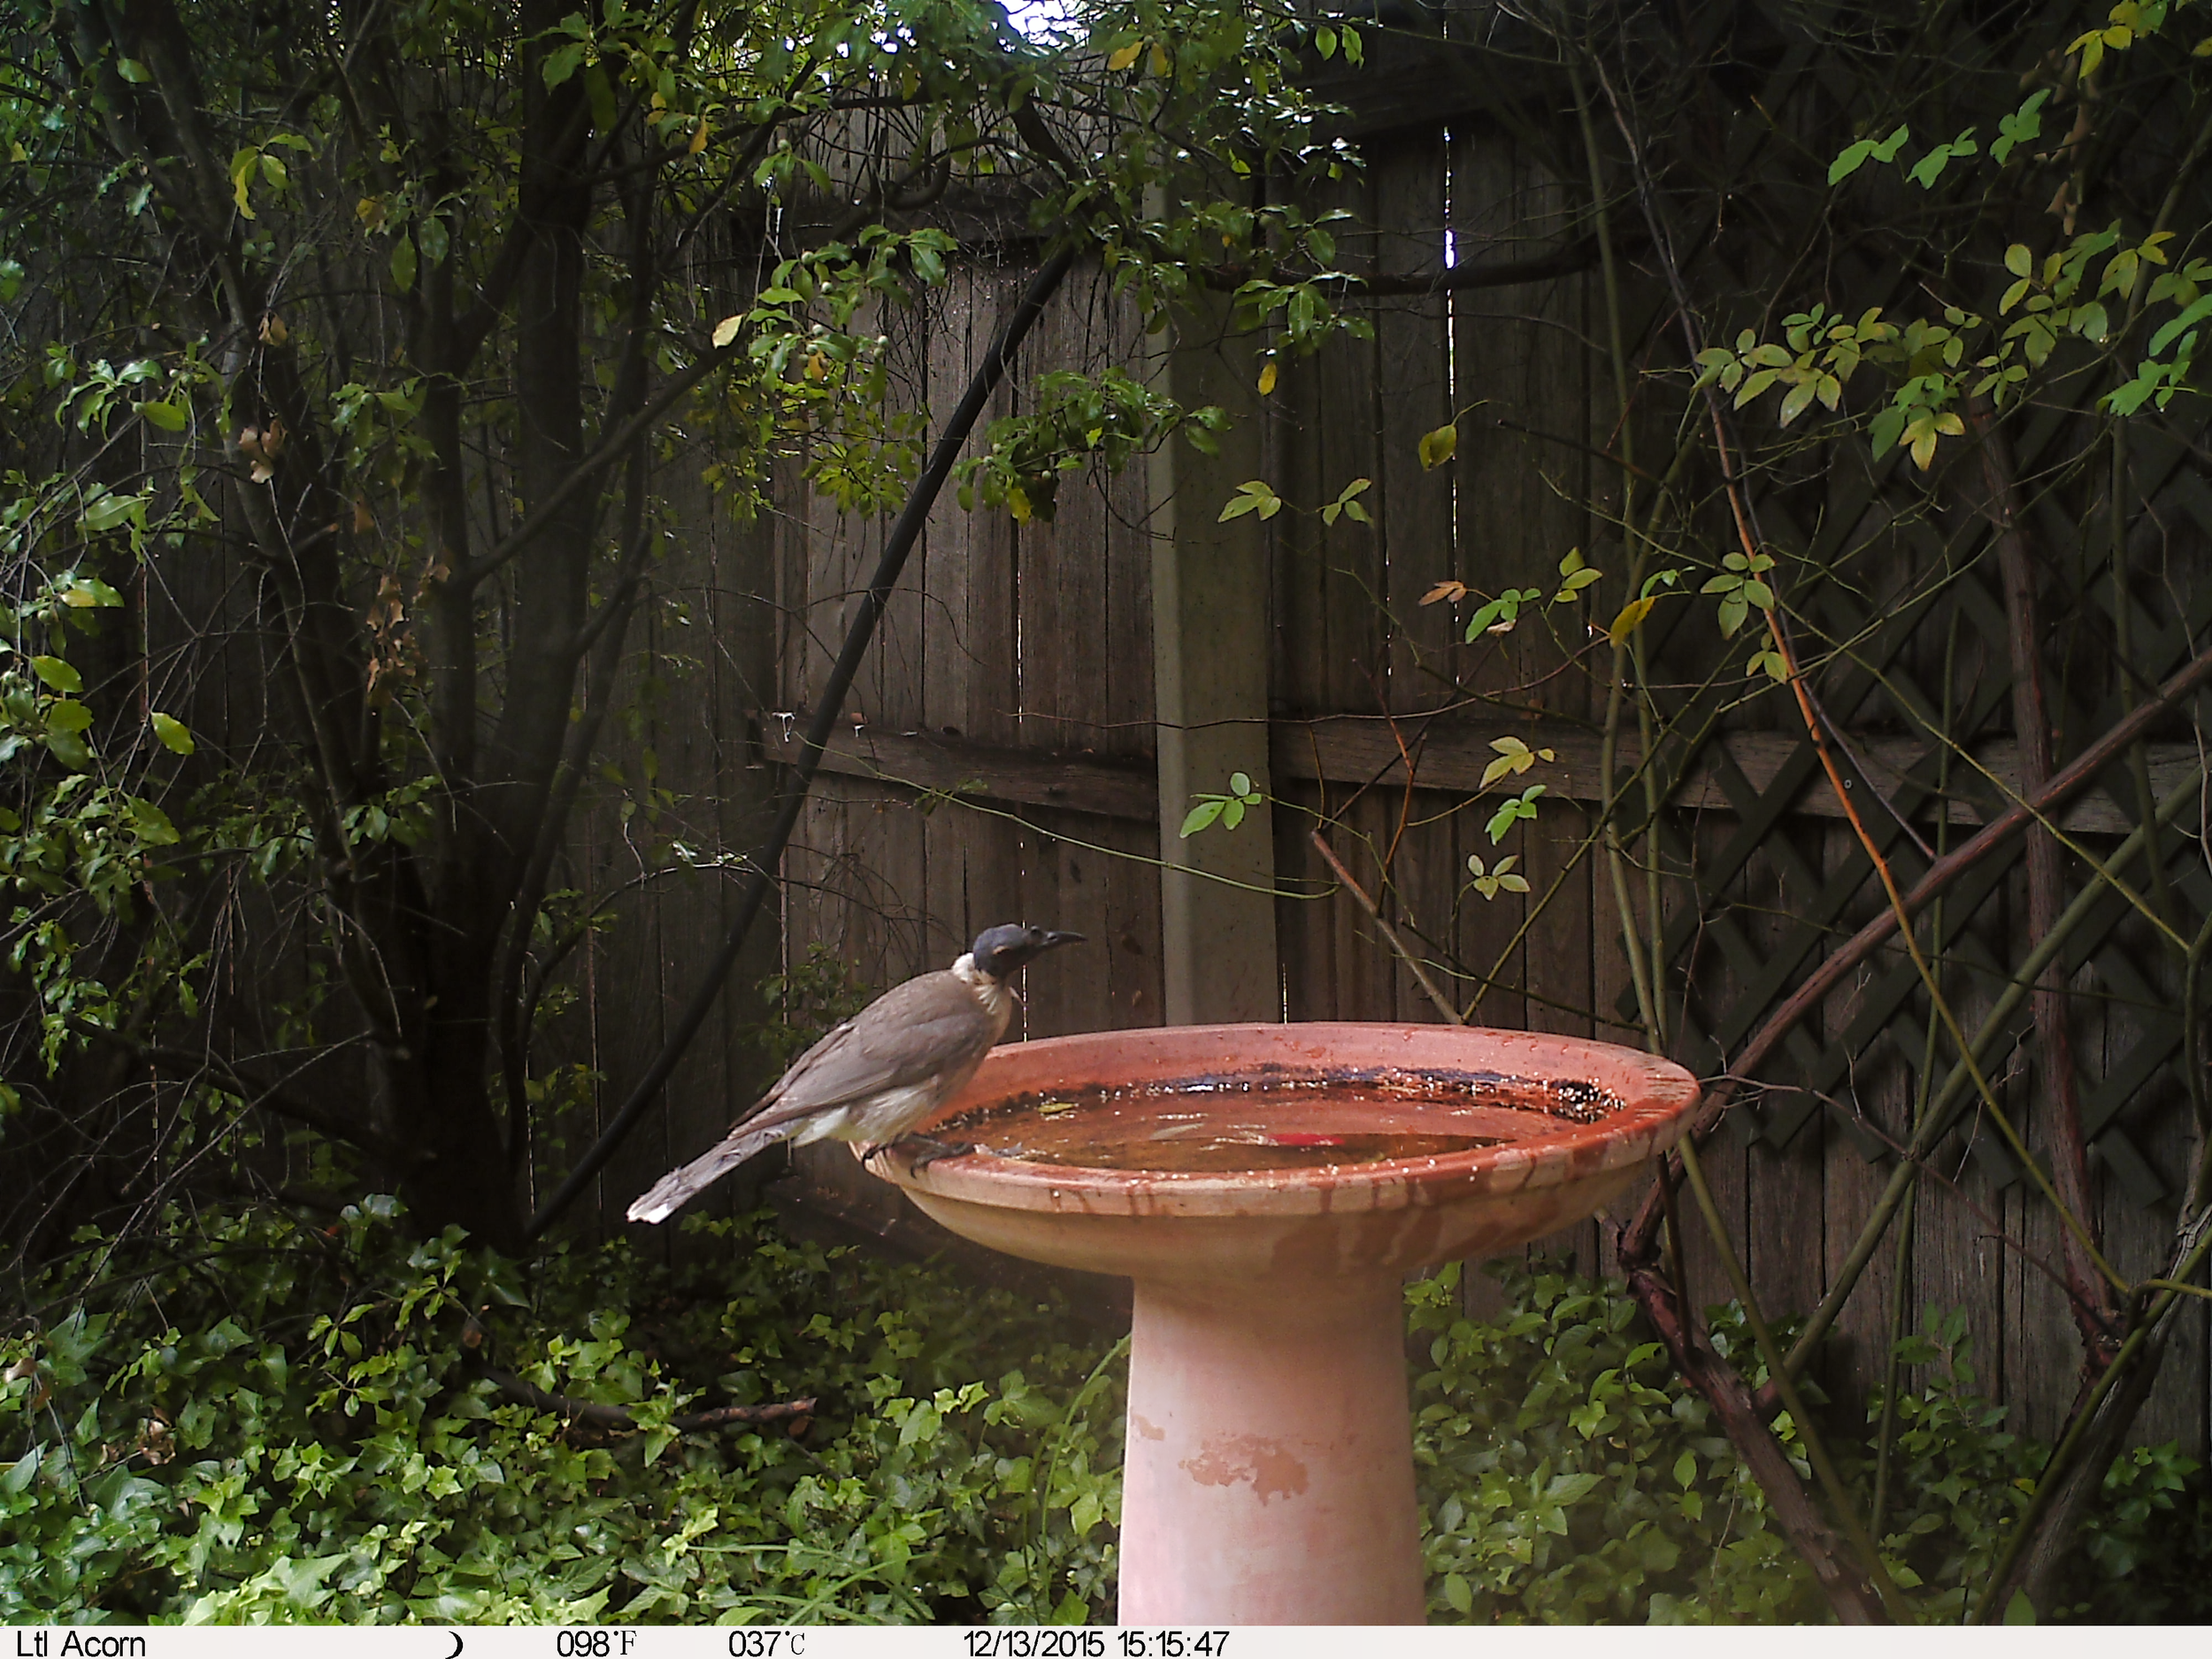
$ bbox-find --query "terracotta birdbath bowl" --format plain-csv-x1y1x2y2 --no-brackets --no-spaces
860,1022,1699,1625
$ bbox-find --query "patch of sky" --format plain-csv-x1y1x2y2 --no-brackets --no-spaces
1000,0,1091,42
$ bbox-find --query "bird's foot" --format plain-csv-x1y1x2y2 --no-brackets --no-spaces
895,1133,977,1171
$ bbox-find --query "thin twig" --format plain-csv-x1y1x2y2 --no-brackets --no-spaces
1309,830,1465,1026
483,1368,816,1435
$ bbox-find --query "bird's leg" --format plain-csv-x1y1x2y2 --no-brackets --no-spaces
893,1133,978,1171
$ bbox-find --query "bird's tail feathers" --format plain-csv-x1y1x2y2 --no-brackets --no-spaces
625,1121,787,1225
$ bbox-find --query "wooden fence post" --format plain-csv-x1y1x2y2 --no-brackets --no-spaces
1148,302,1280,1023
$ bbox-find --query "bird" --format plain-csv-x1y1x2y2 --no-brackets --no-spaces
626,923,1084,1225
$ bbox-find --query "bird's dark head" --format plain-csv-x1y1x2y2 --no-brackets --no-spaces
969,923,1084,980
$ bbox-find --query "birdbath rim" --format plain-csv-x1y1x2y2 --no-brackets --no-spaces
873,1021,1699,1219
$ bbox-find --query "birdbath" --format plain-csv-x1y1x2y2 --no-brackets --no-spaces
860,1022,1699,1625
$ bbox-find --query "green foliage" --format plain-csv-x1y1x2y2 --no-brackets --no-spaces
1,1201,1122,1624
958,370,1224,525
1706,0,2212,465
1409,1262,2212,1625
7,1230,2208,1625
751,944,877,1072
1410,1259,1823,1623
0,0,1387,1245
1847,1306,2211,1623
1177,770,1263,838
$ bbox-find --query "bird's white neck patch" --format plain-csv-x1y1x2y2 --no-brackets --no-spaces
951,952,1016,1022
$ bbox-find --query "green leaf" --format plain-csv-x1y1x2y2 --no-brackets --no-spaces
43,729,90,770
2005,1589,2037,1625
1418,423,1458,469
1548,1471,1601,1505
45,699,94,733
140,399,188,432
1993,90,2050,165
2,1446,39,1493
2149,293,2212,357
1068,1489,1102,1538
64,576,124,608
585,64,618,133
542,42,588,88
81,492,141,532
390,235,418,293
1229,771,1253,797
151,712,196,755
1870,403,1908,458
30,655,81,693
1828,124,1909,185
1179,799,1225,837
1908,129,1978,188
1217,480,1280,521
127,796,180,846
1673,1448,1697,1488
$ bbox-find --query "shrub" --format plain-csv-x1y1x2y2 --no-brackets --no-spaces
1,1202,1119,1623
4,1212,2205,1624
1409,1260,2212,1624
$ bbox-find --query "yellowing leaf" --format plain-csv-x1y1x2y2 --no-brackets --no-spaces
1108,41,1145,70
1418,423,1458,469
1150,42,1171,75
1218,480,1282,521
1609,595,1657,647
230,149,259,218
688,119,710,155
1257,359,1278,396
710,314,743,349
357,195,388,231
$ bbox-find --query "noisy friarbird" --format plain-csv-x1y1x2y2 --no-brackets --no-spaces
626,924,1084,1225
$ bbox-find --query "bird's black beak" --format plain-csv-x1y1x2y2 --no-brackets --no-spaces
970,922,1086,979
1004,929,1083,974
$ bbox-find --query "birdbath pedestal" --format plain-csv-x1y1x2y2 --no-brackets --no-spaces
863,1023,1698,1625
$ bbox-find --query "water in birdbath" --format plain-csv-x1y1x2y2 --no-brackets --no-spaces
935,1069,1624,1175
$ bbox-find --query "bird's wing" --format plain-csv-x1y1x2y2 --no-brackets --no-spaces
739,972,1002,1135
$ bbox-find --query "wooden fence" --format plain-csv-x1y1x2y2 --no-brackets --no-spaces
565,100,2211,1457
